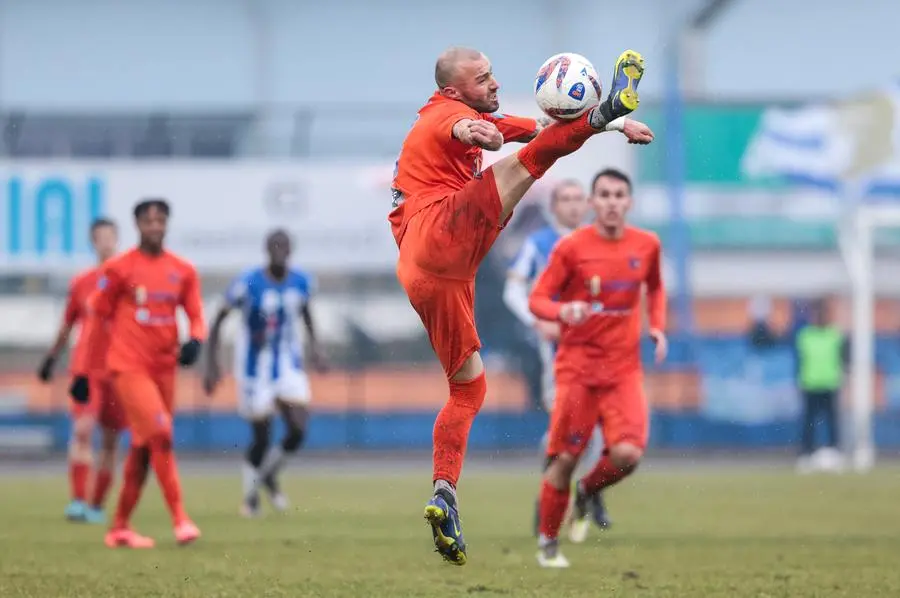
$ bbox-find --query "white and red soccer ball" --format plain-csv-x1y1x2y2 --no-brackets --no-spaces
534,53,602,120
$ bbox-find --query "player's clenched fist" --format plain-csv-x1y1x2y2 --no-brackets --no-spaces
559,301,591,325
467,120,504,150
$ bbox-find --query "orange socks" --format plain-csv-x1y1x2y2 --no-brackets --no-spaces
112,446,149,529
148,435,188,526
537,480,570,540
516,112,597,179
70,460,90,502
432,373,487,486
580,455,634,494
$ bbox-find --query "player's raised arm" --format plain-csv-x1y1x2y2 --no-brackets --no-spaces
484,113,541,144
451,118,504,150
178,266,206,368
36,280,81,382
645,239,668,362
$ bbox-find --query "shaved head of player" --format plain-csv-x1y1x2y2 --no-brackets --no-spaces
550,180,588,230
591,168,633,237
435,47,500,114
134,199,169,254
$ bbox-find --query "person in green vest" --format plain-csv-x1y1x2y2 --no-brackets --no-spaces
795,298,849,469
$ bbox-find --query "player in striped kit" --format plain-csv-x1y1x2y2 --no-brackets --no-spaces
503,179,612,535
204,229,326,517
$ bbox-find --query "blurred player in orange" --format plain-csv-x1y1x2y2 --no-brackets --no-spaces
390,46,654,565
529,168,668,568
37,218,126,524
75,199,206,548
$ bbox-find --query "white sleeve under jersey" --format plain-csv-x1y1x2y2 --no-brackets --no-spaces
504,238,539,327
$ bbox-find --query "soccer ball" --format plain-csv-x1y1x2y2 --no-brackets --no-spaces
534,53,602,120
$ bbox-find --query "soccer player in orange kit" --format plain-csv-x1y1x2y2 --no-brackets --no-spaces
73,199,206,548
529,168,668,568
390,46,654,565
37,218,125,524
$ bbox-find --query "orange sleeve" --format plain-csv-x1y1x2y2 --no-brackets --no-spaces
645,240,667,331
529,242,572,321
181,266,207,341
62,278,82,326
433,103,478,140
484,113,538,142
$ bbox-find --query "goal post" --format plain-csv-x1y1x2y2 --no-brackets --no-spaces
841,201,900,472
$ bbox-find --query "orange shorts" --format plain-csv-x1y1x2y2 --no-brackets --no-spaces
111,370,176,447
69,375,128,432
396,168,505,377
546,370,649,458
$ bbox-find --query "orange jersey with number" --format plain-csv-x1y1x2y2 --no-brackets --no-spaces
81,248,206,374
65,267,111,376
529,225,666,384
389,92,536,245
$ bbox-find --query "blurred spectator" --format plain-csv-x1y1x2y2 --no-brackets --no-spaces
747,295,779,350
794,298,848,473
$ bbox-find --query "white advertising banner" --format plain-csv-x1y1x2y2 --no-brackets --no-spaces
0,161,400,274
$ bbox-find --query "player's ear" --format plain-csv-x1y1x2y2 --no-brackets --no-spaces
440,86,461,101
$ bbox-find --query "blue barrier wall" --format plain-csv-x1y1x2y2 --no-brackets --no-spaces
4,334,900,452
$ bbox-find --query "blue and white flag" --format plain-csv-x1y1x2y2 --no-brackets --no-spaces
741,82,900,199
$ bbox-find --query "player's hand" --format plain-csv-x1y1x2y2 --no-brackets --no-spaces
533,319,561,341
649,328,668,364
37,355,56,383
69,376,89,404
559,301,591,325
468,120,504,151
623,119,654,145
178,338,202,367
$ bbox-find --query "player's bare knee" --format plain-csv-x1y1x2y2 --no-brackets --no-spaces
71,417,94,448
450,351,484,383
545,452,578,489
609,443,643,471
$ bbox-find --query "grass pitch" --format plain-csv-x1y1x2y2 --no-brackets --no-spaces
1,460,899,597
